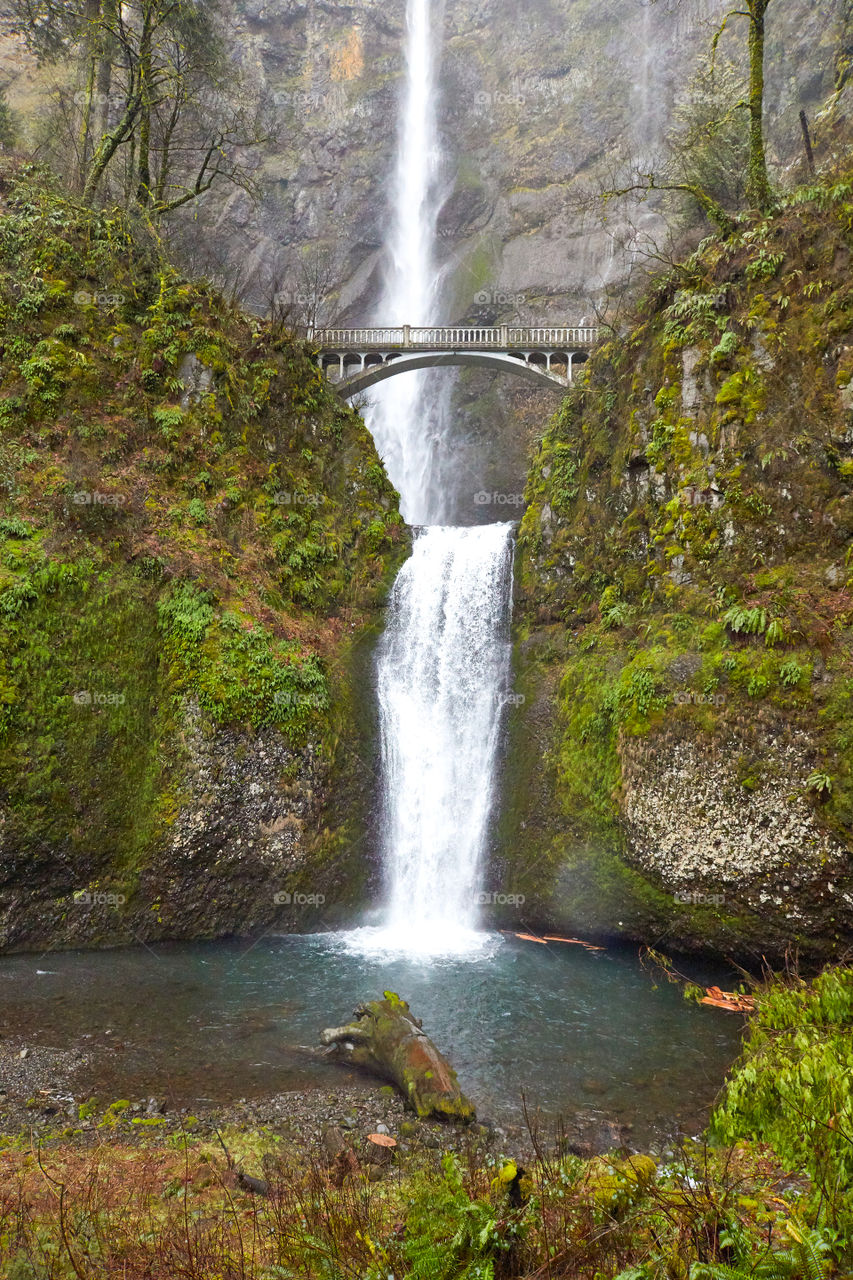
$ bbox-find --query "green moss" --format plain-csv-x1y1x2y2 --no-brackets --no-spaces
0,165,410,947
508,178,853,953
0,559,166,878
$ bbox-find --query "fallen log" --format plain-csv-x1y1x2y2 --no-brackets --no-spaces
320,990,475,1122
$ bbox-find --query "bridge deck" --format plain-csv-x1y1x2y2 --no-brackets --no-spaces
310,325,598,351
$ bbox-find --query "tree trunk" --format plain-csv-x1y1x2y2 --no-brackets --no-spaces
135,8,154,207
78,0,102,191
93,0,118,145
82,95,141,205
320,993,476,1121
746,0,773,210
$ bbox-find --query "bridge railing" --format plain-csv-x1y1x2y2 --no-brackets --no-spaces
310,325,599,350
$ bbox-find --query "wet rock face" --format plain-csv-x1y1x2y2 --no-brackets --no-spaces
134,700,330,941
0,698,370,953
619,729,853,944
157,0,848,505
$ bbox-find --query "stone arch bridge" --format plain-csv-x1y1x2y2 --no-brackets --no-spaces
309,325,598,397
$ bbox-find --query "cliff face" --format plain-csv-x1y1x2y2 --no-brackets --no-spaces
0,169,407,953
498,181,853,959
209,0,853,516
0,1,847,514
188,0,848,317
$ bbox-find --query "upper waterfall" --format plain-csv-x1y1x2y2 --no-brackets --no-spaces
366,0,446,525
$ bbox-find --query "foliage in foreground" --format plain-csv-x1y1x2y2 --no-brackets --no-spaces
711,965,853,1239
1,966,851,1279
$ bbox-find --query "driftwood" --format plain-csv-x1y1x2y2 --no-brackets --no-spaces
320,991,475,1121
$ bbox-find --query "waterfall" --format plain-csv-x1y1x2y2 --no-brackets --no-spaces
349,0,514,957
374,525,514,954
366,0,444,525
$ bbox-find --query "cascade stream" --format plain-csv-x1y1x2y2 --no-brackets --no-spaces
351,0,515,957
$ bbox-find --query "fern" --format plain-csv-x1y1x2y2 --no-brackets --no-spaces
691,1264,791,1280
782,1220,831,1280
723,604,767,636
402,1154,523,1280
602,601,633,629
764,617,787,647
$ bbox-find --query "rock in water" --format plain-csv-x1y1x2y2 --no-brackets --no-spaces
320,991,475,1121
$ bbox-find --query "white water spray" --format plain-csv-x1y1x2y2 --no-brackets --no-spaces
348,0,514,958
371,524,513,955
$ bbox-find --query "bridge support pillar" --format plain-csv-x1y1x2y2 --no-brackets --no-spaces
402,324,411,349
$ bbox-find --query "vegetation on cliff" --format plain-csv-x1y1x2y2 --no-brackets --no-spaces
505,171,853,956
0,164,406,948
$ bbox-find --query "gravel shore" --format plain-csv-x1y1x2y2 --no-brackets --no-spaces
0,1032,513,1160
0,1030,641,1166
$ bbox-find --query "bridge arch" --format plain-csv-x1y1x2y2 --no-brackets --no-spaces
320,348,589,397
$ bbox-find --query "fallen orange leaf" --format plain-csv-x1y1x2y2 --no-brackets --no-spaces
542,935,605,950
